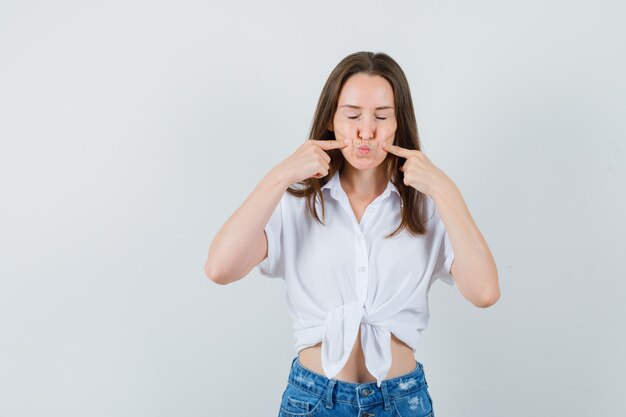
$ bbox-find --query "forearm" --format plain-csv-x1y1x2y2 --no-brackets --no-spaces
430,173,500,307
205,165,292,283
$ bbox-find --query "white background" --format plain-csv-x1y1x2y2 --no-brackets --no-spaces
1,1,625,416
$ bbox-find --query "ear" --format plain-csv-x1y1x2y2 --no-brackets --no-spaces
327,120,333,131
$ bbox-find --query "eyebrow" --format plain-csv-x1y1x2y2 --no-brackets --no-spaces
339,104,394,110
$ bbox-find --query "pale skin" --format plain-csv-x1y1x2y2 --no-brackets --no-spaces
301,73,499,383
205,72,499,384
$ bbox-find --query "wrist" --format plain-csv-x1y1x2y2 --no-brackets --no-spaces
430,171,457,202
267,164,294,190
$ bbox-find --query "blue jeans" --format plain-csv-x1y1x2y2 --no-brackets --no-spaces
277,355,436,417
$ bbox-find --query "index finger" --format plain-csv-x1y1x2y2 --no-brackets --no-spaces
311,139,348,150
381,142,412,158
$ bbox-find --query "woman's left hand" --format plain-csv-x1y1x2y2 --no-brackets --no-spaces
379,142,446,197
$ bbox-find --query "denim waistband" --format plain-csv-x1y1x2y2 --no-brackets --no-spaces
287,355,429,407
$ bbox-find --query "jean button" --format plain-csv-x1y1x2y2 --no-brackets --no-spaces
362,388,371,396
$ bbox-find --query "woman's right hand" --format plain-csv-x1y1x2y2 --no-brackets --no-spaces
277,139,348,184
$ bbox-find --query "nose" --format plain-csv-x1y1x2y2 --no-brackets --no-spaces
357,123,375,141
354,114,377,141
358,131,374,141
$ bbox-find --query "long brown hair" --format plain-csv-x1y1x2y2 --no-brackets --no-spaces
287,51,431,238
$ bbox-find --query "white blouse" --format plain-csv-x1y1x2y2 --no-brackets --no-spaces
256,169,455,387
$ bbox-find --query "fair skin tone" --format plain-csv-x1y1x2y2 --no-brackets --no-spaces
206,72,499,384
299,72,426,382
299,72,500,383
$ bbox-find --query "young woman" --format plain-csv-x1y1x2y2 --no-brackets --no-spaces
206,51,499,417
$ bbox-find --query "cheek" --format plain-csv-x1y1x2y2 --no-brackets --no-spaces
378,124,397,138
333,120,350,137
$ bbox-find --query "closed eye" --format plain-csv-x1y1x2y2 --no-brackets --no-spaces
348,116,387,120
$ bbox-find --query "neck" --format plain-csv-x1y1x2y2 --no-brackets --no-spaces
339,164,388,197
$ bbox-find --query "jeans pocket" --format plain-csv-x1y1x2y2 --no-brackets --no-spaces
279,383,324,417
392,389,433,417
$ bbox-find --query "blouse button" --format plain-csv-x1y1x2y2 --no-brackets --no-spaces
358,266,366,272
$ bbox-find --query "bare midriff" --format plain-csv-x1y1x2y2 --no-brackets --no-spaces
297,327,418,383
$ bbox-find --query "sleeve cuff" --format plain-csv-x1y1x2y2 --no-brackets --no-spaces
256,222,283,279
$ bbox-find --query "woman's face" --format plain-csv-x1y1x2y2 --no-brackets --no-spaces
330,72,397,170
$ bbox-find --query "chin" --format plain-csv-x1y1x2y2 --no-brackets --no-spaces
343,157,385,170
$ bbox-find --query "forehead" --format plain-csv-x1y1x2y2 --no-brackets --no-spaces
338,73,394,108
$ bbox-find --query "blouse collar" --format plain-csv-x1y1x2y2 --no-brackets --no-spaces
321,169,400,202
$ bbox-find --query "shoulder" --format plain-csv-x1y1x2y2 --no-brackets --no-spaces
280,184,312,214
423,195,437,220
422,195,446,237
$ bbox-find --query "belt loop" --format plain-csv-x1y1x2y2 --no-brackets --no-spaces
325,379,336,409
381,380,392,411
